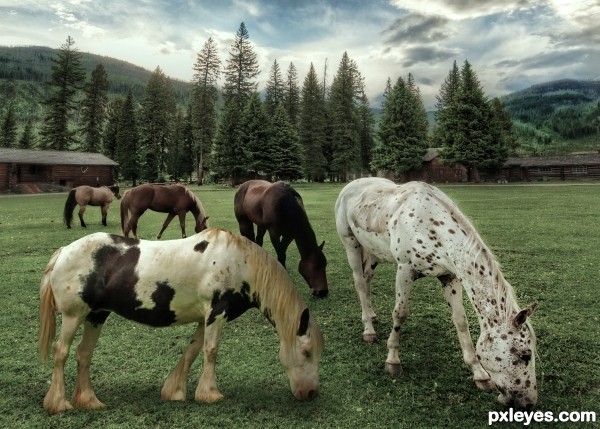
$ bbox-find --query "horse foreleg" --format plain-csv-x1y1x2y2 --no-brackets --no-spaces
43,315,82,414
78,205,87,228
72,320,106,410
385,264,415,375
162,323,205,401
157,213,176,239
440,275,493,390
195,319,225,403
177,212,187,238
100,204,110,227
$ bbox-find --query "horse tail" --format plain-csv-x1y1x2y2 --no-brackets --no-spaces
120,190,130,235
39,247,62,362
63,189,77,228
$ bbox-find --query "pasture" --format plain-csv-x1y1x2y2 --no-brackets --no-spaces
0,183,598,428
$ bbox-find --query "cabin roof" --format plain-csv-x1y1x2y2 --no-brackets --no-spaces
504,153,600,167
0,148,118,166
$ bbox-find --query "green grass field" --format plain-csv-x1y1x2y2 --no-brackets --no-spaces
0,183,598,428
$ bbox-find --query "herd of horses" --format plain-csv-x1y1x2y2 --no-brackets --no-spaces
42,178,537,414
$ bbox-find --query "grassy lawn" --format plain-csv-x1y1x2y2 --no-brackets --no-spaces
0,182,598,428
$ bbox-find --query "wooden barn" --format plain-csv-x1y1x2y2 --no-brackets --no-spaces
406,148,468,183
0,148,118,192
502,153,600,181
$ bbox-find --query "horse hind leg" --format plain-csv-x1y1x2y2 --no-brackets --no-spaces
385,264,415,375
43,315,83,414
195,320,225,403
78,205,87,228
162,323,205,401
100,204,110,227
72,319,107,410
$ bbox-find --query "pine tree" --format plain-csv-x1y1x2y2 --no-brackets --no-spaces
265,59,285,117
490,97,517,156
103,97,123,160
166,108,194,182
441,60,497,181
0,104,18,147
18,119,37,149
139,66,176,182
328,52,361,181
240,93,271,178
191,37,220,184
116,90,140,185
356,79,375,175
284,62,301,127
371,75,428,179
214,22,260,183
299,63,328,181
432,60,460,148
80,64,109,152
40,36,86,151
271,104,303,181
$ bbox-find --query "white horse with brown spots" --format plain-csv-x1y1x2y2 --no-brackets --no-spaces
335,178,537,409
38,228,323,414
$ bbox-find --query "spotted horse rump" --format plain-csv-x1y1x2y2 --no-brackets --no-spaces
38,228,324,414
335,177,537,409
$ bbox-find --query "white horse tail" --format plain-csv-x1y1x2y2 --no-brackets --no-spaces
38,247,62,362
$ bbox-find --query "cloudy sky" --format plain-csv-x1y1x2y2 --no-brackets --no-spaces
2,0,599,109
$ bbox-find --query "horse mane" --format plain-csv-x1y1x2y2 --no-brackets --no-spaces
185,187,207,220
215,229,323,349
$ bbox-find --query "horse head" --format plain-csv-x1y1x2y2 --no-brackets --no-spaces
298,241,328,298
194,216,209,234
278,308,323,400
110,184,122,200
475,303,537,409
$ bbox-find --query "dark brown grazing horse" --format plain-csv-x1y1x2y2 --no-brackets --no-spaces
120,184,209,239
64,185,121,228
234,180,328,297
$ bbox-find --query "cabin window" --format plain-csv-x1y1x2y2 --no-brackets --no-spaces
537,167,552,173
454,169,463,179
572,166,587,175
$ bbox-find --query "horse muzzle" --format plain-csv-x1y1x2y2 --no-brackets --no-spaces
312,288,328,298
293,385,319,401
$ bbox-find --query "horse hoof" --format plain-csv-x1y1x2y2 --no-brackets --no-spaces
385,362,402,376
363,333,377,343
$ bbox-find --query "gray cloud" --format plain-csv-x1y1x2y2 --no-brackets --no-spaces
401,46,460,67
383,13,451,46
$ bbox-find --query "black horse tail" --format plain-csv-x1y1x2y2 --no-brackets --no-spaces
120,190,130,236
63,189,77,228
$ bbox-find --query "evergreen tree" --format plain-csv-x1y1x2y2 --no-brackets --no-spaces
432,60,460,148
214,22,260,183
356,80,375,175
116,90,140,185
139,66,176,182
166,108,194,182
371,75,428,179
265,59,285,117
283,62,301,127
80,64,109,152
19,119,37,149
271,104,303,181
103,97,123,160
441,60,501,181
40,36,86,151
490,97,517,156
299,63,328,181
240,93,272,178
328,52,361,181
0,104,18,147
191,37,220,184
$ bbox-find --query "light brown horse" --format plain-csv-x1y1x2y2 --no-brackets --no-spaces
120,184,209,239
64,185,121,228
234,180,328,297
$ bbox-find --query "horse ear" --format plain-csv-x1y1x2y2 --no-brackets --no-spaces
297,308,310,336
319,241,325,250
513,303,537,327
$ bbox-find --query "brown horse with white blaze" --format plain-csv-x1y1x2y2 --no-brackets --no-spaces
120,184,209,239
63,185,121,228
234,180,328,298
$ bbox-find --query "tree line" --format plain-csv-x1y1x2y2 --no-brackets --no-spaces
1,24,522,183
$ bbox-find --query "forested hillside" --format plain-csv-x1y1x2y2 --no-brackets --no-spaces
501,79,600,154
0,45,192,119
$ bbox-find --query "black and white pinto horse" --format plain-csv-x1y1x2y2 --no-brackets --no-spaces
335,178,537,409
39,228,324,414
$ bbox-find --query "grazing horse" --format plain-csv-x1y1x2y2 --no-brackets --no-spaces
120,184,208,239
64,185,121,228
234,180,328,298
335,178,537,409
38,228,324,414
